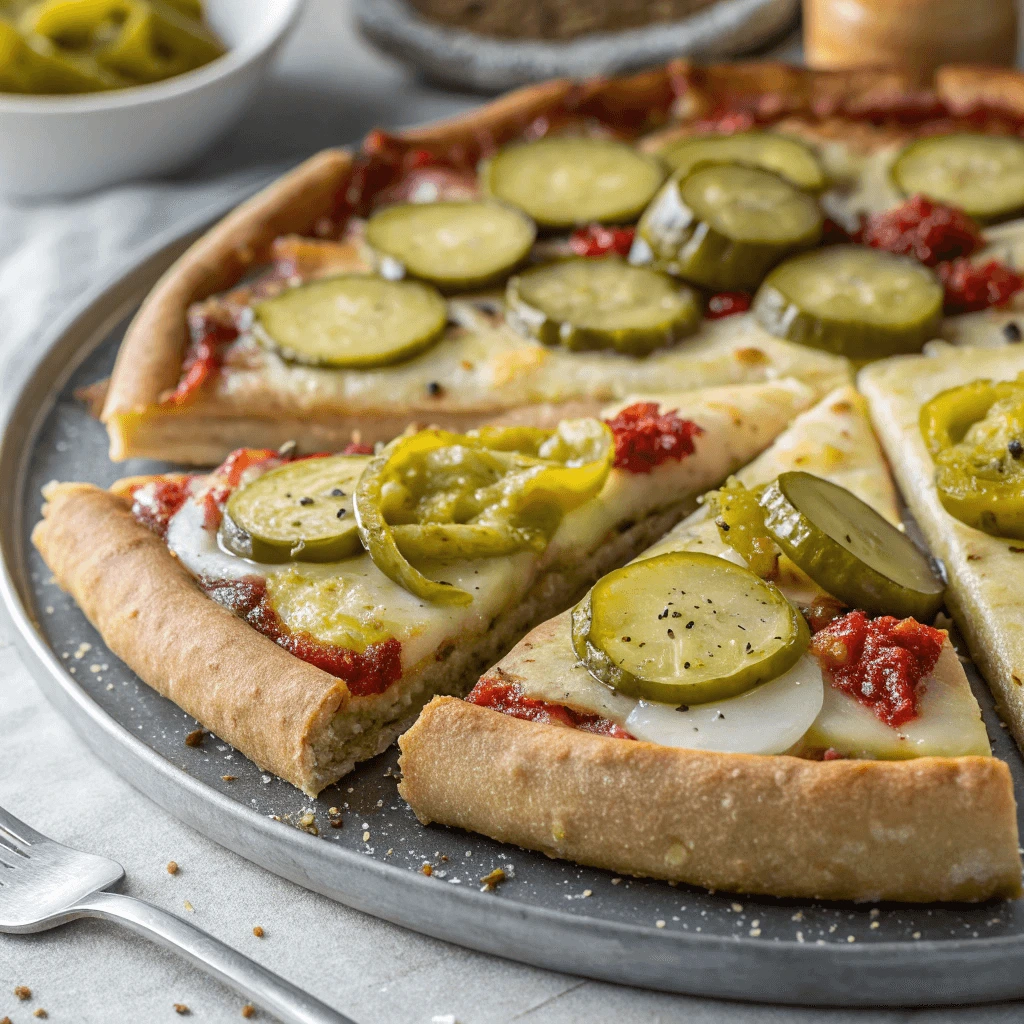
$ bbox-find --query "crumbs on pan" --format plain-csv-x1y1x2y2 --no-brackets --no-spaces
174,1004,190,1015
479,868,506,892
14,987,31,1000
167,860,179,875
253,926,264,938
184,728,205,748
242,1005,256,1018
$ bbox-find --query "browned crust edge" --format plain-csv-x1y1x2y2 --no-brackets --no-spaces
398,697,1022,903
101,61,1024,461
31,482,350,793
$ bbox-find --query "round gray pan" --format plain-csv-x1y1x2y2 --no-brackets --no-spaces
2,205,1024,1008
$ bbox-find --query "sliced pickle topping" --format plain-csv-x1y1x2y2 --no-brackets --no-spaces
760,471,945,621
254,275,447,368
636,164,822,291
571,551,809,705
481,137,667,229
752,245,943,359
222,455,369,563
707,477,780,579
892,134,1024,223
354,420,613,605
921,377,1024,539
658,131,826,192
506,257,701,355
365,200,536,290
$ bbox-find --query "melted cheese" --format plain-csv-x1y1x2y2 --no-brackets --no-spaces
506,385,988,758
165,380,812,673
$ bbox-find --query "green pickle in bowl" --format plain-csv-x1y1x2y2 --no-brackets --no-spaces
0,0,225,94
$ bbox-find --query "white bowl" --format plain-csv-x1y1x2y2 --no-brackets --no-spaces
0,0,306,201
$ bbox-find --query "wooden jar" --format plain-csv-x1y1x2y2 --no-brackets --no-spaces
804,0,1018,74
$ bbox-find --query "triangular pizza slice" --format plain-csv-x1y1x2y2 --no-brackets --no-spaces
399,387,1020,902
34,380,810,796
861,344,1024,761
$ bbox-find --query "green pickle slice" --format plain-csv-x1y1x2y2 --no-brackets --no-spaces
921,378,1024,539
506,257,701,355
658,131,826,192
892,134,1024,222
482,137,666,229
637,164,822,292
365,201,536,290
254,275,448,369
222,455,370,564
571,551,809,705
753,246,943,359
760,471,945,621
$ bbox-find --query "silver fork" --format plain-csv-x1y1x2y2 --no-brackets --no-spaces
0,804,354,1024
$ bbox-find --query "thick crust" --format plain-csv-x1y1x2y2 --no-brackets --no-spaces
31,482,350,792
399,697,1022,903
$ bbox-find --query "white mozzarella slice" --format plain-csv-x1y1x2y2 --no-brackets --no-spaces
800,641,991,758
167,497,255,581
624,654,824,755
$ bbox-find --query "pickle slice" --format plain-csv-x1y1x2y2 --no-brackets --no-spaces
506,257,701,355
658,131,827,192
571,551,809,705
637,164,822,291
753,246,943,359
892,134,1024,223
222,455,370,564
365,201,536,290
254,276,447,368
760,471,945,621
482,137,667,229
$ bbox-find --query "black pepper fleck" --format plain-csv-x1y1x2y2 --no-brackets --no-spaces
1010,439,1024,460
299,497,314,506
1004,321,1022,342
336,508,347,518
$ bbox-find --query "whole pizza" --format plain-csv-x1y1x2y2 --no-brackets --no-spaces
36,59,1024,903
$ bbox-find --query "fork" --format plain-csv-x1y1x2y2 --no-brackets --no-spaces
0,804,354,1024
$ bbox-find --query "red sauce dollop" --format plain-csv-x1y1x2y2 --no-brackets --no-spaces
937,258,1024,314
199,447,280,531
860,195,983,266
809,610,945,728
129,478,192,538
342,441,375,455
568,224,636,258
467,675,633,739
706,292,751,319
604,402,704,474
202,575,403,696
163,312,239,407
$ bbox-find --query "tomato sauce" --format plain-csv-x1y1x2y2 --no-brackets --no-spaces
467,674,633,739
605,402,704,474
162,311,239,408
568,224,636,258
129,478,192,539
937,258,1024,314
809,609,945,727
706,292,751,319
201,575,403,696
860,195,983,266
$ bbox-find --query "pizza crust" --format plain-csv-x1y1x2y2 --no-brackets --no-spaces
398,696,1021,902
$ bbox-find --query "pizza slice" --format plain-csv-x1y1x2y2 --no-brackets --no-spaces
860,344,1024,762
398,386,1021,902
34,380,811,795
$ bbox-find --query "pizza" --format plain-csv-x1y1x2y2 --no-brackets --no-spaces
36,59,1024,903
861,345,1024,766
398,386,1021,902
93,63,1024,465
33,381,808,794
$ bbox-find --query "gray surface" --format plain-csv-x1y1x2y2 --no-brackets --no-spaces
356,0,798,93
6,217,1024,1009
0,1,1020,1021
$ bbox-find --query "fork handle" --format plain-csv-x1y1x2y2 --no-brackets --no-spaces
70,890,355,1024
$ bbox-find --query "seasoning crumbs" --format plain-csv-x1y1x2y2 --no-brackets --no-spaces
174,1004,190,1015
253,926,264,938
422,863,433,876
33,1011,47,1020
14,987,31,1000
167,861,179,875
242,1005,256,1018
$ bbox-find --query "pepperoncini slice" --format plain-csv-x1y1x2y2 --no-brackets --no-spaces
354,421,614,605
921,376,1024,539
9,0,223,93
707,477,780,579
